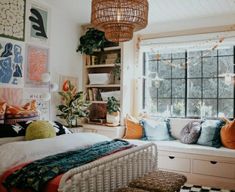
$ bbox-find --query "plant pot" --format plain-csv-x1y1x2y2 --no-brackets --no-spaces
106,111,120,125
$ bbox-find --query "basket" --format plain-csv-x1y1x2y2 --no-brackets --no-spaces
88,73,110,85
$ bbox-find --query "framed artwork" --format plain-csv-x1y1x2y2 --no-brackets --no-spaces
0,38,25,87
0,88,23,105
27,1,50,45
0,0,26,41
25,45,49,86
59,75,79,91
23,88,50,120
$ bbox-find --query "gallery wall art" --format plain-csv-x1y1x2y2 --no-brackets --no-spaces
28,2,50,44
0,0,26,41
26,45,49,86
0,38,24,87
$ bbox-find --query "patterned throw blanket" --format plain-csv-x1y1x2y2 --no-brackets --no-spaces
3,139,134,192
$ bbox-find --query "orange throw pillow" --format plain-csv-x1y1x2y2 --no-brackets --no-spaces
0,102,7,124
221,120,235,149
123,117,143,139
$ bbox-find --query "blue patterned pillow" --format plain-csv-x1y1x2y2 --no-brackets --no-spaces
197,119,225,148
141,118,171,141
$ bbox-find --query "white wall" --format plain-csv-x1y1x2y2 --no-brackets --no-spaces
37,0,82,120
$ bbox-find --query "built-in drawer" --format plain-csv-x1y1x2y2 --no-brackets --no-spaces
192,159,235,179
158,155,191,173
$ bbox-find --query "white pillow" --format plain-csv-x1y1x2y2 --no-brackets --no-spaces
0,136,25,145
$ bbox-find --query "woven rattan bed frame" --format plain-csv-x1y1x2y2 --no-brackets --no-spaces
58,143,157,192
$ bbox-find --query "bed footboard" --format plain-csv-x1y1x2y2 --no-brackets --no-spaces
58,143,157,192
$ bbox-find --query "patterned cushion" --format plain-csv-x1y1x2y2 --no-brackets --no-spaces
180,121,202,144
18,121,72,136
115,187,149,192
0,102,7,124
221,120,235,149
129,171,187,192
0,123,27,138
5,100,39,124
197,120,225,148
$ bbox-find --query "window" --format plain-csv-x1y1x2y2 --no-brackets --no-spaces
143,46,235,118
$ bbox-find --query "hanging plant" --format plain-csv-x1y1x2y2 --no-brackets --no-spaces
76,28,118,55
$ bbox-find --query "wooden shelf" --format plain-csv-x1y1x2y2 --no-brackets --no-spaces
89,101,107,104
86,84,121,88
86,64,120,69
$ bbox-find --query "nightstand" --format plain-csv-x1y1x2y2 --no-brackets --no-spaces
82,124,125,139
68,127,84,133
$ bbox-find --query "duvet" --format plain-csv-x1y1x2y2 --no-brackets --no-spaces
0,133,133,192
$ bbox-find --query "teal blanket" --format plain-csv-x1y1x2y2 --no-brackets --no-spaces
3,139,133,192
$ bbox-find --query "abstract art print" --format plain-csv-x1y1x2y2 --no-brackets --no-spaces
28,2,50,44
0,38,24,87
0,0,26,41
26,45,49,86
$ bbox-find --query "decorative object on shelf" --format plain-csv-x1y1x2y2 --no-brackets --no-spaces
106,96,120,125
57,80,90,127
77,28,118,55
111,64,121,84
88,73,111,85
91,0,149,42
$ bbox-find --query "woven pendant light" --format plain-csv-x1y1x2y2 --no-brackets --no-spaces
91,0,149,43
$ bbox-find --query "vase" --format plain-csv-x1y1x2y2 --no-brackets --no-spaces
106,111,120,125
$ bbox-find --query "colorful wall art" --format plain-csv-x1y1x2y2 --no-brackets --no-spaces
0,88,23,105
26,45,49,86
23,88,50,120
0,39,24,87
0,0,26,41
29,3,49,44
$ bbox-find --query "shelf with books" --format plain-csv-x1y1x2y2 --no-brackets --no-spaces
86,84,121,88
86,64,121,69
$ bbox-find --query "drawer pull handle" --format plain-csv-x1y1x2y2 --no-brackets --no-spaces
210,161,217,164
169,156,175,159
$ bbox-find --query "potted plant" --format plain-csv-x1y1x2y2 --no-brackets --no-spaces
111,64,121,84
106,96,120,125
57,80,90,127
77,28,118,55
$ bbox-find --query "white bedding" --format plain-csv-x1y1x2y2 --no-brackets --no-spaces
0,133,110,175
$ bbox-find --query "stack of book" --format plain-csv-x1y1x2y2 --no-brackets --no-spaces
87,88,102,101
105,53,118,64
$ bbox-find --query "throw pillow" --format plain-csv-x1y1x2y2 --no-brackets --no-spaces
25,120,56,141
5,100,39,124
18,120,72,136
123,115,143,139
0,102,7,124
180,121,202,144
221,120,235,149
197,120,225,148
0,123,27,138
141,118,171,141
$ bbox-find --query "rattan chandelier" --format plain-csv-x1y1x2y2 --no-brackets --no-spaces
91,0,149,43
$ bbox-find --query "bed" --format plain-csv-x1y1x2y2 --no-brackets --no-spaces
0,133,157,192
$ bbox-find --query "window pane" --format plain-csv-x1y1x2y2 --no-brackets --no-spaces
172,52,185,59
172,79,185,98
158,79,171,98
202,57,217,77
160,53,171,59
203,78,217,98
158,61,171,78
188,79,201,98
172,59,185,78
158,99,171,113
188,63,201,78
188,51,201,58
148,85,157,101
218,56,234,74
172,99,185,117
218,99,233,118
148,61,158,73
218,47,234,56
203,99,217,117
187,99,201,117
202,49,217,57
219,78,234,98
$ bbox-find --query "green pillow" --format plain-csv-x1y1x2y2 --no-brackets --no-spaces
25,120,56,141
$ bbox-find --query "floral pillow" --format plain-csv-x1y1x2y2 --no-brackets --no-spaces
5,100,39,124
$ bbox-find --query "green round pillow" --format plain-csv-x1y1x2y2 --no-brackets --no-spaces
25,120,56,141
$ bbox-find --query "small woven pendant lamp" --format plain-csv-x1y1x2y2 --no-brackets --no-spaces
91,0,149,43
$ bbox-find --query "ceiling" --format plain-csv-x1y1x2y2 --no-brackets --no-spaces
52,0,235,25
